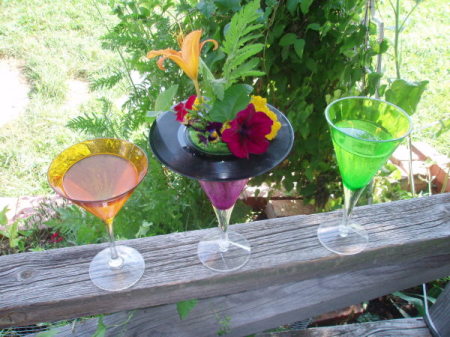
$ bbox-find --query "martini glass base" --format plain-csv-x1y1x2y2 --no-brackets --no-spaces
89,245,145,291
197,230,251,272
317,221,368,255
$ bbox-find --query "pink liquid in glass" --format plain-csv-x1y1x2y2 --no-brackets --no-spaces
199,179,249,210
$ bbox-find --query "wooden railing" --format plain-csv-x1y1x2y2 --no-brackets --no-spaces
0,193,449,336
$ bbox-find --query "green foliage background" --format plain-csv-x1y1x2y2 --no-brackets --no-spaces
75,0,379,210
61,0,430,240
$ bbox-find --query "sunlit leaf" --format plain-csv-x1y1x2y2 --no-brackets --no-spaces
154,85,179,111
385,79,428,115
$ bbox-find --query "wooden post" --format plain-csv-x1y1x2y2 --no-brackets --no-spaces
425,282,450,337
0,193,448,336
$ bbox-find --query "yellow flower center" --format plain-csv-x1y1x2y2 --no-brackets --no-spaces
221,121,231,133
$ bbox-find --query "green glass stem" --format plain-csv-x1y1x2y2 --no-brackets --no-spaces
340,186,366,237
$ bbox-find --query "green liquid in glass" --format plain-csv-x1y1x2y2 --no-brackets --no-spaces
332,120,398,191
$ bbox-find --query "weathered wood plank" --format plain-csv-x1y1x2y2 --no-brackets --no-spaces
32,250,450,336
255,318,431,337
1,194,449,328
426,282,450,337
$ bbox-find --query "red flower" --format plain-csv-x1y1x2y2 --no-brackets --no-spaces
49,232,64,243
174,95,196,123
222,104,273,158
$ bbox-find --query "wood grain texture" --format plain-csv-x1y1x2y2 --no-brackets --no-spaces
255,318,431,337
1,193,449,329
426,282,450,337
31,251,450,336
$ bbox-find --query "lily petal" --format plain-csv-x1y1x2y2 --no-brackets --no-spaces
181,30,203,81
200,39,219,51
147,30,219,83
147,48,194,79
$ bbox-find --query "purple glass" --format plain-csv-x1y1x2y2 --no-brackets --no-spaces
198,179,249,210
197,178,251,272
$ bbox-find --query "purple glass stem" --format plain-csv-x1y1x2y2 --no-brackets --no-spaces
198,179,249,210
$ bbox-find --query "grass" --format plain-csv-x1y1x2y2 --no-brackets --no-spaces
0,0,448,197
378,0,450,156
0,0,123,196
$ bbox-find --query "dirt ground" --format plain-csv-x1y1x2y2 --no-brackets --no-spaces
0,58,29,127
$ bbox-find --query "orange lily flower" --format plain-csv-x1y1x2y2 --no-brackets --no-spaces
147,30,218,84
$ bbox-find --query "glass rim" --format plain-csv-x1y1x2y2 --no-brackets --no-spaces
47,137,148,204
324,96,413,143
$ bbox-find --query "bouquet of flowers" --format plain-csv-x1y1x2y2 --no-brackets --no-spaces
146,0,281,159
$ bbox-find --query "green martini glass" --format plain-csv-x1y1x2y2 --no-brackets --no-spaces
318,96,412,255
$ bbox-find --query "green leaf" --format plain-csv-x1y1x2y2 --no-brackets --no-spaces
305,57,318,73
272,23,285,38
300,0,313,14
177,299,198,320
215,0,242,12
371,39,389,54
367,72,383,95
306,23,321,31
197,0,217,16
287,0,299,15
211,79,227,100
385,79,428,115
279,33,297,47
154,85,179,112
281,45,290,61
0,206,8,225
92,316,107,337
201,60,225,100
378,39,389,53
305,166,314,180
209,84,253,122
393,292,425,317
293,39,305,59
319,21,332,36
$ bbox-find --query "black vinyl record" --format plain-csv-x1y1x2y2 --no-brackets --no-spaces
149,104,294,181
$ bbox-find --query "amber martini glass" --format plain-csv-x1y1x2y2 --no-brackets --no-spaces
48,138,148,291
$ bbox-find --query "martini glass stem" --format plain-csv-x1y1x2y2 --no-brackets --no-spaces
105,218,123,268
340,186,365,237
213,206,234,252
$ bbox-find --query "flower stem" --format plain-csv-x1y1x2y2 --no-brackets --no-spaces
394,0,401,79
193,79,201,99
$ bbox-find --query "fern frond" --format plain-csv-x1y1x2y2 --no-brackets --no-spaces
221,0,264,86
240,24,264,40
229,58,265,81
67,98,121,138
67,113,118,138
119,86,150,138
90,71,124,91
221,0,261,55
238,32,263,46
227,44,264,72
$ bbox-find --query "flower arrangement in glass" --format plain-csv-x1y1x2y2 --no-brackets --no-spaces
147,29,282,159
148,1,294,272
